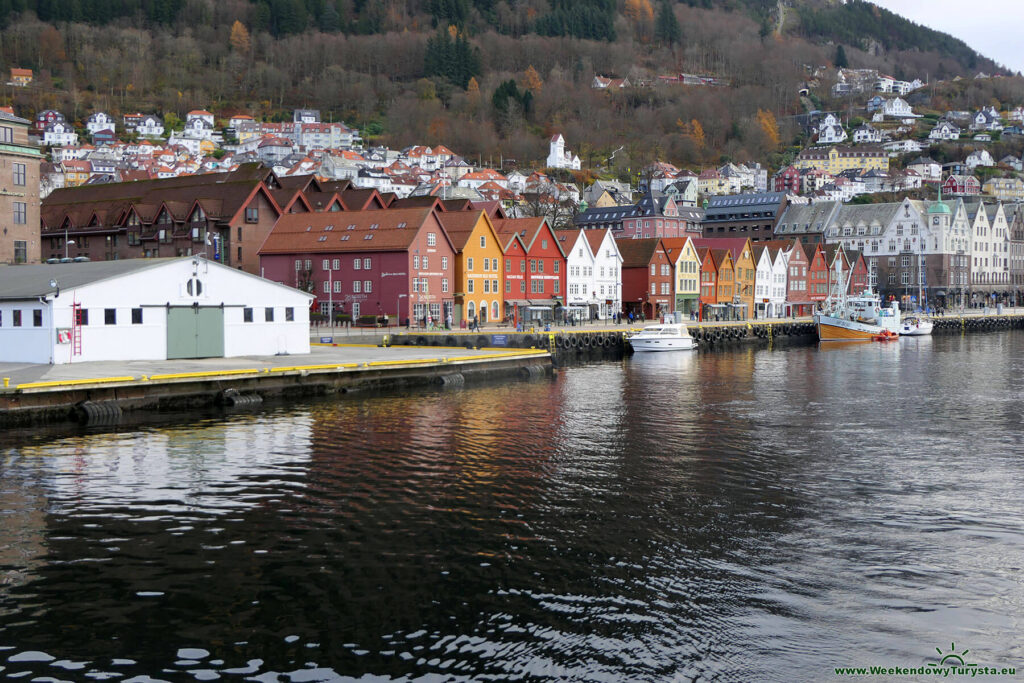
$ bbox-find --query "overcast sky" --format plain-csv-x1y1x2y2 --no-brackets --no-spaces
867,0,1024,75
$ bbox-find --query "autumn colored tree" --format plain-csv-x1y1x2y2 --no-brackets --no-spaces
624,0,654,41
230,21,251,53
756,109,780,147
522,65,543,94
677,118,705,149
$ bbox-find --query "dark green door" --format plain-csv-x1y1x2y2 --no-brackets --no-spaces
167,306,225,359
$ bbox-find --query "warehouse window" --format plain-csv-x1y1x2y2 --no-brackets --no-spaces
104,309,116,325
285,307,294,321
132,308,143,324
33,309,43,327
13,310,22,327
243,307,253,322
265,307,274,322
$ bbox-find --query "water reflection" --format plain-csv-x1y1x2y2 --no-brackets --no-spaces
0,333,1022,681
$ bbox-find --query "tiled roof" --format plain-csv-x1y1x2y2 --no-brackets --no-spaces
616,238,663,268
438,210,488,250
260,207,437,254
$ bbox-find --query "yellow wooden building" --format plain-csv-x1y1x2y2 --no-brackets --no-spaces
439,209,505,324
662,236,701,316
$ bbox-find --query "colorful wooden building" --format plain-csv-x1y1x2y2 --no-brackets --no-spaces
259,207,456,325
806,243,830,309
439,209,504,324
697,247,718,319
493,217,566,324
618,238,674,320
662,236,701,316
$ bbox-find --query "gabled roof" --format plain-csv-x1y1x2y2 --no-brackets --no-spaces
438,210,497,251
616,238,664,268
260,207,443,255
692,237,751,263
554,228,587,255
492,217,560,255
583,228,612,255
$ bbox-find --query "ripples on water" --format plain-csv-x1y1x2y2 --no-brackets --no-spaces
1,333,1023,681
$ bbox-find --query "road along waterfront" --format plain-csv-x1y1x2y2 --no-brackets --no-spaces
1,331,1022,680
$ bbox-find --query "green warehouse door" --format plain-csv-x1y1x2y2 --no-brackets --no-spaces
166,306,225,359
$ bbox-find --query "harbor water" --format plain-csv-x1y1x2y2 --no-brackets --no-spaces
1,332,1022,681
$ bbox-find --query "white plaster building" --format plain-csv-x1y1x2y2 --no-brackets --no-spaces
965,200,1010,296
852,123,882,143
965,149,995,170
136,115,165,138
817,113,847,144
86,112,116,135
0,258,312,364
929,121,961,141
42,122,78,147
546,134,581,170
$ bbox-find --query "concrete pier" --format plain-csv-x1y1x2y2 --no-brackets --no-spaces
0,344,551,427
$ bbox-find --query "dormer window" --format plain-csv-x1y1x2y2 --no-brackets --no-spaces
157,209,171,225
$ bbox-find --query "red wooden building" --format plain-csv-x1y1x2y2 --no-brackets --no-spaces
258,206,456,325
783,240,813,316
697,246,718,319
618,238,673,320
493,217,566,324
806,243,830,310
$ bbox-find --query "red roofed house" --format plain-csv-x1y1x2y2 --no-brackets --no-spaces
258,207,455,326
9,68,32,86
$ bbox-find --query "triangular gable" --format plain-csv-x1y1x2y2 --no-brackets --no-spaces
521,218,566,258
283,192,313,214
228,182,283,225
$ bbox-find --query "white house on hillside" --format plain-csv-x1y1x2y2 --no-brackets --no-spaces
817,113,847,144
929,121,960,141
966,149,994,169
547,133,581,170
86,112,116,135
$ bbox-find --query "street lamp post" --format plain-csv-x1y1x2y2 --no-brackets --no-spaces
64,228,75,259
397,293,407,328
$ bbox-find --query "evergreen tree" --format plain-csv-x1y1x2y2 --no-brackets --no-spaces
654,0,680,46
835,44,848,68
320,1,340,31
424,28,479,89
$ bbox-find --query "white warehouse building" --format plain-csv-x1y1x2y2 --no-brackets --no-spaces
0,258,313,364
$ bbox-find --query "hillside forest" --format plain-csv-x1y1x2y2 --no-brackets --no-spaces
0,0,1021,177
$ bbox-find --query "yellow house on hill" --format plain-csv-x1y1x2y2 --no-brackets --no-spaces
794,145,888,174
439,209,505,324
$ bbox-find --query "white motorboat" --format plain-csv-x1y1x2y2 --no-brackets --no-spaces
629,322,697,351
899,316,934,336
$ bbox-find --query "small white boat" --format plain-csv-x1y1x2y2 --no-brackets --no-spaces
629,322,697,352
899,316,934,336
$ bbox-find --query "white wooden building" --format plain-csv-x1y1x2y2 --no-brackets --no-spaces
0,257,312,364
556,228,622,321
